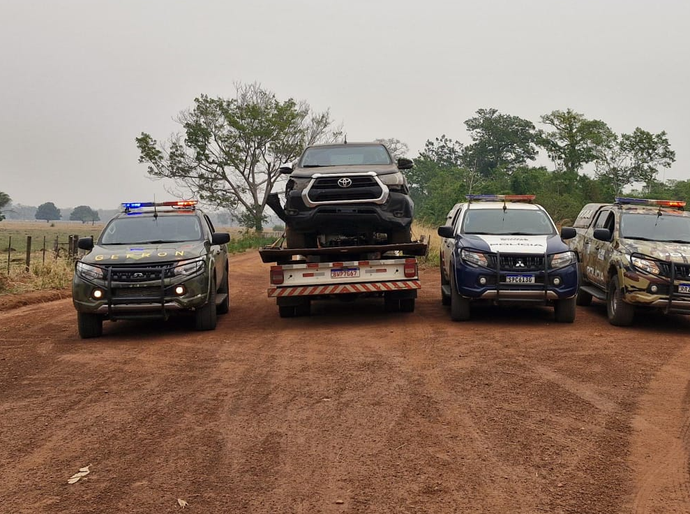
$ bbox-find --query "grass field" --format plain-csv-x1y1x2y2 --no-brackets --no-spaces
0,220,438,294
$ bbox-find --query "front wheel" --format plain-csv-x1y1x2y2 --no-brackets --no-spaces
607,276,635,326
78,312,103,339
450,271,470,321
554,297,576,323
389,227,412,244
195,278,218,331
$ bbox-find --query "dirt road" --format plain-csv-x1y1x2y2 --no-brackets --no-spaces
1,251,689,513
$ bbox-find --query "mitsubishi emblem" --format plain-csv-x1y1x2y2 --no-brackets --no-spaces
515,259,525,268
337,177,353,188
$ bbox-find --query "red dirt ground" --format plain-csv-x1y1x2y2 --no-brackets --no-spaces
1,251,689,513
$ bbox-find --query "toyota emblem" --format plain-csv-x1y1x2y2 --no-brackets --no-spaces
337,177,353,188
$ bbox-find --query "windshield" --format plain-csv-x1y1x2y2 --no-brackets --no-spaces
620,212,690,242
300,145,392,167
462,208,556,236
100,215,203,244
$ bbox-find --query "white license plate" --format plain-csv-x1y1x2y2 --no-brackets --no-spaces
331,268,360,279
679,283,690,294
506,275,535,284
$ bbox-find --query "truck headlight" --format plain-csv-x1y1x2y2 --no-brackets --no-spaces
173,259,204,276
549,251,576,269
76,262,104,281
631,256,660,275
461,249,489,268
378,172,405,187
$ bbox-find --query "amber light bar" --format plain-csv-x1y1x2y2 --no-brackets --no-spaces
615,197,686,209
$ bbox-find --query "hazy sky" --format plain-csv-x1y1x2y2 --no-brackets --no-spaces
1,0,689,210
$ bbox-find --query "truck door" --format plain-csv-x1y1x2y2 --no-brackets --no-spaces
585,209,615,287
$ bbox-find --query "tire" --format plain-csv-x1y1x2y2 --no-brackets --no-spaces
607,276,635,326
440,256,451,306
450,271,470,321
384,296,400,312
195,277,218,331
216,267,229,315
400,298,415,313
389,227,412,244
285,227,306,249
279,305,296,318
576,288,593,306
77,312,103,339
295,299,311,317
554,296,576,323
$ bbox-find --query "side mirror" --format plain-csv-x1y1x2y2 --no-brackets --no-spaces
77,237,94,251
397,158,414,170
212,232,231,245
560,227,576,239
279,163,293,174
593,228,611,242
438,225,455,239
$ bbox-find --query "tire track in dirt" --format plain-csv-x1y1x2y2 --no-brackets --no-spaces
629,344,690,514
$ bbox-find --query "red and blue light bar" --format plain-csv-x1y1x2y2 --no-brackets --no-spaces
615,197,685,209
466,194,536,202
121,200,198,211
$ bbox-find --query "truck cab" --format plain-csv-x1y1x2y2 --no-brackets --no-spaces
438,195,578,322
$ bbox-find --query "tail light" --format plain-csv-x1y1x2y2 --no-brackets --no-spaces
404,258,417,278
270,266,284,285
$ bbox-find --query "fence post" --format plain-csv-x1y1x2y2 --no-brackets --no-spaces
25,236,32,273
42,236,46,265
72,234,79,259
6,235,10,275
54,235,59,259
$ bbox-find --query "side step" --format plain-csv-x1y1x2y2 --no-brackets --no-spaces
580,284,606,301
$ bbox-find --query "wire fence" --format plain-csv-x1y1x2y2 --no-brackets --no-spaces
2,234,82,275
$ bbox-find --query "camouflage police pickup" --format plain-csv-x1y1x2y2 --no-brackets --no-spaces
72,201,230,338
570,197,690,326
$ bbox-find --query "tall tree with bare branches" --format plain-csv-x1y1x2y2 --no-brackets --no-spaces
136,83,341,230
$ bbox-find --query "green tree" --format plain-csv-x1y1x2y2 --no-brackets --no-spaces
35,202,61,223
594,128,675,195
405,136,478,224
70,205,100,224
0,191,10,222
539,109,615,183
462,108,538,176
137,82,341,231
621,128,675,193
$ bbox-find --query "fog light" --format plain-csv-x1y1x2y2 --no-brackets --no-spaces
553,277,562,286
650,285,658,293
92,288,104,299
174,285,186,296
479,276,487,285
393,211,404,218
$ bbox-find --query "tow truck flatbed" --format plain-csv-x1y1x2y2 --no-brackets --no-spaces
260,241,428,317
258,241,428,263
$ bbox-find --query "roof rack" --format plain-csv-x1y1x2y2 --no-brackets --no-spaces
614,197,685,209
466,194,535,203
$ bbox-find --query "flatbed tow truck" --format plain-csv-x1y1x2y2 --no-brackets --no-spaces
258,241,428,317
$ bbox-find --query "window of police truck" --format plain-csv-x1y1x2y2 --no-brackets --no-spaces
462,209,556,236
300,145,392,167
621,213,690,243
100,215,203,244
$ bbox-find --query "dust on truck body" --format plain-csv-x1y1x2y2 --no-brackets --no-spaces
258,242,427,317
